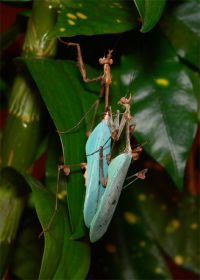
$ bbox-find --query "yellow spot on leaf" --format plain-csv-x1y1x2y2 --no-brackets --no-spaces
8,150,14,166
106,243,117,253
155,267,162,274
155,78,169,87
166,219,180,233
138,193,146,201
139,240,146,247
76,12,87,19
171,219,181,229
116,19,121,23
174,255,184,266
190,223,198,230
68,19,76,25
113,2,122,8
66,13,77,19
124,211,139,224
59,27,66,32
57,190,67,200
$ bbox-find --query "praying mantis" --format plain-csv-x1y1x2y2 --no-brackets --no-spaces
85,95,147,242
43,39,147,242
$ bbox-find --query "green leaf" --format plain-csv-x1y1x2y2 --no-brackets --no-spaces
48,0,138,38
120,30,198,189
160,0,200,69
10,210,43,280
130,167,200,274
133,0,166,32
24,58,100,238
24,175,90,279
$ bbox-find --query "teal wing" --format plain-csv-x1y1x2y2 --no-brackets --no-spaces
84,120,111,228
89,152,132,242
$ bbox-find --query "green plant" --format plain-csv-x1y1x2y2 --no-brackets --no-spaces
0,0,199,279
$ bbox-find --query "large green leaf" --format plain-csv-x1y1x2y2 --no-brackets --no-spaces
24,58,102,238
48,0,138,38
129,165,200,275
120,30,198,190
24,175,90,279
160,0,200,69
133,0,166,32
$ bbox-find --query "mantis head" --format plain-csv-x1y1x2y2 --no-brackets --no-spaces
99,50,113,65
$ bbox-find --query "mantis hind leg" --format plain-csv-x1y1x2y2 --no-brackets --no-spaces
38,165,64,238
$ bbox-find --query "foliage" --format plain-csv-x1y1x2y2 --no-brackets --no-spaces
0,0,199,279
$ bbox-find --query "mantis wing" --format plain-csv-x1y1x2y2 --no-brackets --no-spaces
89,151,132,242
84,120,111,227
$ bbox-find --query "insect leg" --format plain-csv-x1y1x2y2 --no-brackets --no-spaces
38,164,65,237
57,99,99,135
123,169,148,190
58,38,102,83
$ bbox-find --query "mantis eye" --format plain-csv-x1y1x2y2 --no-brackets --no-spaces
99,57,105,64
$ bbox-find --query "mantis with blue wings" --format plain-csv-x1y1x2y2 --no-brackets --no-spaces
85,95,147,242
